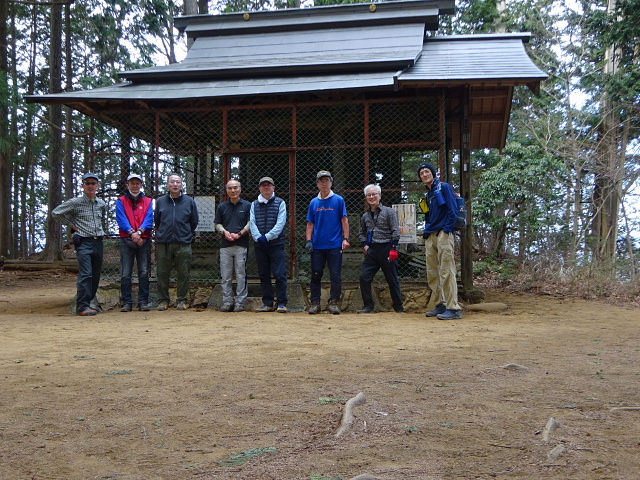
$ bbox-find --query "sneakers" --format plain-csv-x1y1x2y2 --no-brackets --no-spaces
157,301,169,311
255,305,274,313
220,303,234,312
328,300,341,315
426,304,446,317
308,303,320,315
437,309,462,320
120,303,133,312
177,301,188,311
357,306,374,314
276,305,287,313
233,304,245,313
138,303,150,312
77,307,97,316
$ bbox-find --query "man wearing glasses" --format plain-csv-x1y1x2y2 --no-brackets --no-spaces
356,184,404,314
52,173,107,316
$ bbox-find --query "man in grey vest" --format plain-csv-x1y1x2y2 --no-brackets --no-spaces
249,177,288,313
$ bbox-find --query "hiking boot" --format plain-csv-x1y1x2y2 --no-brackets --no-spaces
328,300,341,315
138,303,150,312
77,307,97,316
395,308,406,313
357,306,374,314
437,309,462,320
220,303,234,312
426,304,446,317
308,303,320,315
233,304,245,313
255,305,274,313
276,305,287,313
120,303,132,312
177,301,188,311
157,301,169,311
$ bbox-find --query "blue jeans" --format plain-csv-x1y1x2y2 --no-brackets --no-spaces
310,248,343,304
254,243,288,307
75,237,103,312
120,238,151,305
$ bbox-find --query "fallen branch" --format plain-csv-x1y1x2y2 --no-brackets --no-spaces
347,475,378,480
335,392,366,438
610,407,640,413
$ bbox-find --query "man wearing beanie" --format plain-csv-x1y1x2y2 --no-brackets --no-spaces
418,163,463,320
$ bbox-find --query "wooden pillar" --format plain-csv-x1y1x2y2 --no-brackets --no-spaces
459,86,474,292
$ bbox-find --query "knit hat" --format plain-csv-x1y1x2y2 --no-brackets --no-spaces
417,163,436,179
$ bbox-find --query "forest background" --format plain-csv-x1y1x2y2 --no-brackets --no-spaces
0,0,638,300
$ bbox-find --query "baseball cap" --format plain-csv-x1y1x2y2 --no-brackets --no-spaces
259,177,275,185
127,173,144,183
82,173,99,182
316,170,332,181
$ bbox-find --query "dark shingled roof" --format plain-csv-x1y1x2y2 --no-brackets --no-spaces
25,0,548,149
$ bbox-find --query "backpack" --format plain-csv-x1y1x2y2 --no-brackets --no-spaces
420,183,467,231
455,195,467,230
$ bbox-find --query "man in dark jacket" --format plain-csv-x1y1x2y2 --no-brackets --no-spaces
116,174,154,312
249,177,288,313
419,163,462,320
357,184,404,314
154,174,199,311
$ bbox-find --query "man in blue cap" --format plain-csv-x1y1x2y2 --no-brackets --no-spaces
418,163,463,320
52,173,107,316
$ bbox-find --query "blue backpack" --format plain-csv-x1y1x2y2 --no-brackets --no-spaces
455,195,467,230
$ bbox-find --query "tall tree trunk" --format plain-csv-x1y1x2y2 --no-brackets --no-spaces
0,0,13,258
184,0,198,15
63,1,73,200
590,0,622,270
20,5,40,258
42,0,64,261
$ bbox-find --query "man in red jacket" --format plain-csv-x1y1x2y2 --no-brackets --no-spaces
116,174,154,312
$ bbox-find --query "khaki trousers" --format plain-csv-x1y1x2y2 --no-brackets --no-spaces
425,231,461,311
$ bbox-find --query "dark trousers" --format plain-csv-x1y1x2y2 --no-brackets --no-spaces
76,237,103,312
359,242,403,311
120,238,151,305
310,247,343,304
156,243,192,303
255,243,288,307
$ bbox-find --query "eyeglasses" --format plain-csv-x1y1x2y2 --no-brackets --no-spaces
365,193,379,197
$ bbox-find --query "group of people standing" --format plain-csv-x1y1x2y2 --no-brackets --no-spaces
52,165,463,320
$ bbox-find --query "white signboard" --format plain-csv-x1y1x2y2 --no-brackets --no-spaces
194,196,216,232
393,204,417,244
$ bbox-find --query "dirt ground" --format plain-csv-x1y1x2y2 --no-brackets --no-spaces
1,269,639,480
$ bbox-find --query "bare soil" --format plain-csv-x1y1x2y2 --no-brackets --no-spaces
1,269,639,480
